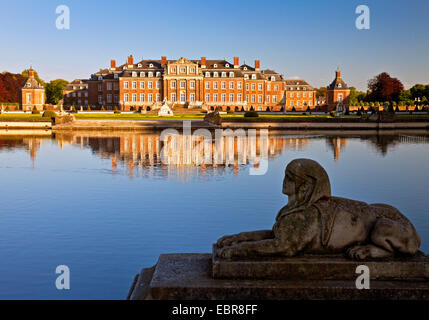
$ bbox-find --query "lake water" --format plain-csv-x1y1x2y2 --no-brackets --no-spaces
0,128,428,299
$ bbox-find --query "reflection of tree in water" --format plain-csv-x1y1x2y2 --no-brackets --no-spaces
361,135,400,156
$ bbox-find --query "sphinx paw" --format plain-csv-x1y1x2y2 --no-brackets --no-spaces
347,245,371,260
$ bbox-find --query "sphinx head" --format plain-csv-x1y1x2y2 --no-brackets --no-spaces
283,159,331,209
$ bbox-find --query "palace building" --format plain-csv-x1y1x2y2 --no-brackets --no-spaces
327,68,350,110
284,80,316,111
20,69,45,111
66,56,289,112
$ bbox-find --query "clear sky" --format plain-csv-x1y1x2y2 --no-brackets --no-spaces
0,0,428,91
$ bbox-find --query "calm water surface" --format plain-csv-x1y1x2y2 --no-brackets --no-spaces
0,129,428,299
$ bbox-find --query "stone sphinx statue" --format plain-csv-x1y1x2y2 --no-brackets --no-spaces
217,158,421,260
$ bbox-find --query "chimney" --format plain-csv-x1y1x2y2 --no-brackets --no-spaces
201,57,206,68
161,56,167,66
29,70,35,78
255,60,260,71
336,69,341,79
127,55,134,67
234,57,239,68
110,59,116,70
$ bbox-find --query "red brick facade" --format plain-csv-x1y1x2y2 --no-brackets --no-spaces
327,69,350,109
20,70,45,111
75,56,287,111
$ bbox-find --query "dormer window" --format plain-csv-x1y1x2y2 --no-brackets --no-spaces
244,74,249,79
251,74,256,80
225,63,229,68
214,72,218,77
271,76,275,81
114,74,119,79
156,72,161,77
132,72,137,77
221,72,226,77
123,66,127,70
213,64,217,68
140,72,145,77
148,72,153,77
149,63,154,68
205,72,210,77
243,67,247,70
337,83,342,88
138,63,142,67
27,83,31,87
229,72,234,77
98,76,103,80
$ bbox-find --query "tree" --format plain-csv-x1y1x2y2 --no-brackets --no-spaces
316,87,327,98
21,69,45,87
45,79,69,105
367,72,404,103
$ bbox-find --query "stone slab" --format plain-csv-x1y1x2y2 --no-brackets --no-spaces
128,253,429,300
212,245,429,281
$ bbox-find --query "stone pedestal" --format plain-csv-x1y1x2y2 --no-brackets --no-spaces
128,253,429,300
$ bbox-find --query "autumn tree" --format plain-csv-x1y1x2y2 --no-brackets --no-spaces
367,72,404,104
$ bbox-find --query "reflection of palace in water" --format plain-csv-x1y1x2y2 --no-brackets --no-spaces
54,132,312,178
3,131,429,177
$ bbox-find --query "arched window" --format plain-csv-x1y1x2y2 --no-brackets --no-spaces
149,63,154,68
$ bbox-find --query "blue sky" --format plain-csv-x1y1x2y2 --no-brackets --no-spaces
0,0,428,90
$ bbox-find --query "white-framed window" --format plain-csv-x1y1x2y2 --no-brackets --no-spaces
205,82,210,89
140,72,145,77
98,95,102,104
274,85,278,91
171,81,176,89
221,72,226,77
148,94,153,102
297,101,300,106
251,84,256,91
171,93,176,102
98,76,102,80
114,74,119,79
214,72,218,77
171,67,176,73
338,83,342,88
229,82,234,89
309,100,312,106
148,82,153,89
85,92,88,97
338,93,343,102
244,74,249,79
273,96,277,103
107,82,112,90
148,72,153,77
290,100,294,106
246,83,249,90
214,94,218,102
303,93,306,98
149,63,154,68
214,82,218,89
251,95,255,103
114,83,119,90
156,81,160,89
309,93,312,98
180,93,186,103
205,94,210,102
98,84,102,92
190,81,195,89
213,64,217,68
181,68,186,73
246,95,249,102
258,84,262,91
243,66,247,70
73,92,76,97
140,93,145,102
26,93,31,103
190,93,195,102
237,82,242,89
132,94,137,102
267,84,271,91
180,81,186,89
252,74,256,80
229,94,234,102
114,94,118,103
78,92,81,97
190,68,195,73
124,94,129,102
271,76,275,81
225,63,230,68
124,81,129,89
266,95,270,103
132,72,137,77
221,82,226,89
156,72,161,77
297,93,300,98
290,92,294,98
156,94,160,102
140,81,145,89
258,95,262,103
221,94,226,102
138,63,142,67
205,72,210,77
132,81,137,89
229,72,234,77
237,94,242,102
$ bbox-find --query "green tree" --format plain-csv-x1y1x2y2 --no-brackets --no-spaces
45,79,69,105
